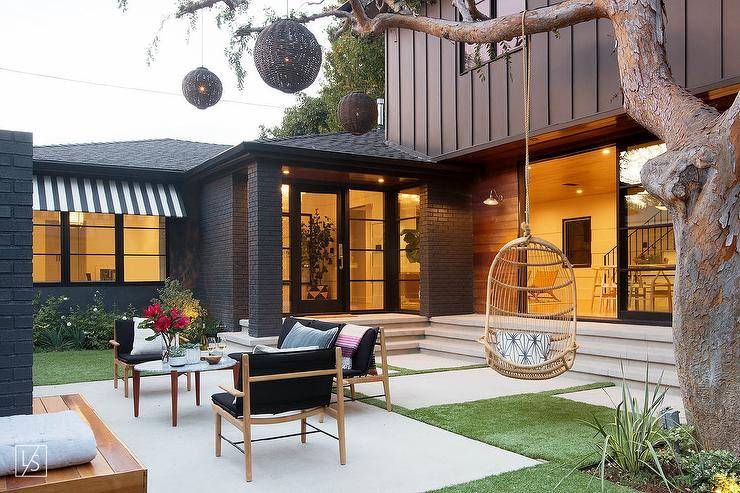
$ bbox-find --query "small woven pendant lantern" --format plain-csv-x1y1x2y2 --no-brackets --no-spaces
338,92,378,135
253,19,322,93
182,67,223,109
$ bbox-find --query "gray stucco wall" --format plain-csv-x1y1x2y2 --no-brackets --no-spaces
0,130,34,417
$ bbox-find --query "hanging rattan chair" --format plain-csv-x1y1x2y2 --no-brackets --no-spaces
480,233,579,380
478,11,578,380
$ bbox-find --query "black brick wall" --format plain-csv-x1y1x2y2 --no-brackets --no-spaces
247,161,282,337
0,130,34,417
419,180,474,317
196,175,249,331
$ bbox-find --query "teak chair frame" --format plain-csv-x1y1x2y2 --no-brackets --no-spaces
213,347,347,482
340,326,392,411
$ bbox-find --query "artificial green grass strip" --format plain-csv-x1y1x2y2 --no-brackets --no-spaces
387,363,489,377
406,392,614,466
427,463,638,493
34,349,113,386
545,381,615,395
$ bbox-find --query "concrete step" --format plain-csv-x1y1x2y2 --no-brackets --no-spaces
383,326,427,338
571,353,679,387
419,336,486,359
425,324,482,342
577,337,675,365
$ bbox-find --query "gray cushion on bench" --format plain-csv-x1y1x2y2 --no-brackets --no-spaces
0,410,97,476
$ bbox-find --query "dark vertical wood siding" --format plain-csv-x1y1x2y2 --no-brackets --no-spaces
385,0,739,157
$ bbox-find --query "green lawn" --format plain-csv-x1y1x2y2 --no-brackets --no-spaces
406,386,614,466
429,463,637,493
33,349,112,386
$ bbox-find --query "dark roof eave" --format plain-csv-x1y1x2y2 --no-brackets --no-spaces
185,140,474,181
32,159,188,180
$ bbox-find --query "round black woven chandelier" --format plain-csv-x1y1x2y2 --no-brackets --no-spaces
182,66,223,109
253,19,322,93
338,92,378,135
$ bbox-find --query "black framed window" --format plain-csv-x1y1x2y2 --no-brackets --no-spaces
282,184,291,314
348,190,385,311
32,211,167,285
69,212,116,282
123,215,166,282
398,187,421,312
32,211,62,283
563,217,591,268
458,0,525,74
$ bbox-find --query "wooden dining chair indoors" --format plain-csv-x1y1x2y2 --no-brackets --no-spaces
212,347,346,482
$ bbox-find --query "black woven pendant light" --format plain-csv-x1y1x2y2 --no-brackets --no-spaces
253,19,322,93
338,92,378,135
182,67,223,109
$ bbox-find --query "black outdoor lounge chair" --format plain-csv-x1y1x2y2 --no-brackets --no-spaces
229,316,392,411
109,319,191,398
212,347,346,482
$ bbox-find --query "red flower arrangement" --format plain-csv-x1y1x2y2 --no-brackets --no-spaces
140,303,192,355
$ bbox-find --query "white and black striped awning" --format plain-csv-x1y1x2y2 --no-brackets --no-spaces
32,175,186,218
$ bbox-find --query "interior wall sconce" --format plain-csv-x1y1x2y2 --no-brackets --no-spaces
483,189,504,206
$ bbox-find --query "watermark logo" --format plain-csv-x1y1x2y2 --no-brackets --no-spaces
14,444,47,478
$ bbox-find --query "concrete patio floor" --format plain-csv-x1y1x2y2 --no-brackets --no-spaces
34,368,538,493
355,366,599,409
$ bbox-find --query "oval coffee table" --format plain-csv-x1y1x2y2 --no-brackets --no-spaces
132,357,236,427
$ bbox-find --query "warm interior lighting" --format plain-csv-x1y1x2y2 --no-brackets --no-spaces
602,148,611,155
483,189,503,206
377,177,385,183
655,204,668,211
281,184,290,194
69,212,84,225
197,84,206,94
282,169,290,175
576,189,584,194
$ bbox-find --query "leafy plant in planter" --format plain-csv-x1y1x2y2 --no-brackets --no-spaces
301,209,335,299
401,227,420,264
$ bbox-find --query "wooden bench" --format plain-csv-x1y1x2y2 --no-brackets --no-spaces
0,394,147,493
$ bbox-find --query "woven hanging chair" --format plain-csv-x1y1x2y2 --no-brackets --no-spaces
480,233,579,380
478,12,578,380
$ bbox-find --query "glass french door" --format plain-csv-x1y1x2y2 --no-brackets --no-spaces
291,187,344,313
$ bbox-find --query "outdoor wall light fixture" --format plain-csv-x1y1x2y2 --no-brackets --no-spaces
602,148,611,155
483,189,503,206
377,177,385,183
282,169,290,175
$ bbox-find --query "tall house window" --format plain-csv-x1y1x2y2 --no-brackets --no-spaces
124,215,166,282
281,184,291,313
349,190,385,311
69,212,116,282
398,187,421,311
32,211,62,283
620,142,674,314
459,0,525,73
563,217,592,268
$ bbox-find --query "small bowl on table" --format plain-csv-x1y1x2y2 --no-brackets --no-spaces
203,354,222,365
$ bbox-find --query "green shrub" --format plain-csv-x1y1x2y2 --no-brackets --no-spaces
586,370,672,492
33,291,134,351
678,450,740,492
657,424,698,467
151,278,221,347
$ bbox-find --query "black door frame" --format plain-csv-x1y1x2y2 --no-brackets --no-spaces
290,183,346,314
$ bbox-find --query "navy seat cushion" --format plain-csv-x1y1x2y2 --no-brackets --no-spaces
117,352,161,365
217,348,337,416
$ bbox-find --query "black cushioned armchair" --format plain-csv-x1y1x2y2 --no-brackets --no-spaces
212,347,346,482
230,317,392,411
109,319,190,398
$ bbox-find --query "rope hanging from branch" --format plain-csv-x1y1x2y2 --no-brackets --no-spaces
478,11,579,380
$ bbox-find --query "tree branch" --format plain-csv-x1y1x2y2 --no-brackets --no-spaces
176,0,242,17
233,9,352,37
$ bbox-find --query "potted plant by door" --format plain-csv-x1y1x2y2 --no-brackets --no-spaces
301,210,335,301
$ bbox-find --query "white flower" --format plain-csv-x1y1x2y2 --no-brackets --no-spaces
62,296,69,301
61,315,65,319
122,316,128,320
92,307,98,312
66,322,71,327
